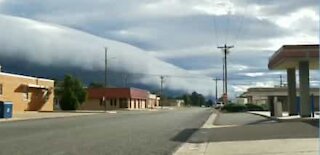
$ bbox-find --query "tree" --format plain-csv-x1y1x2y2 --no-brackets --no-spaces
59,75,86,110
182,94,191,106
188,92,205,106
198,94,205,106
190,92,199,106
88,82,104,88
206,99,213,107
178,91,207,107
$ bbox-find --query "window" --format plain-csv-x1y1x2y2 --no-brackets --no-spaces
110,99,114,106
111,99,117,107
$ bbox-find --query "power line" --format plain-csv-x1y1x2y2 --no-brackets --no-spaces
225,8,232,44
120,72,286,82
212,14,219,47
223,14,228,44
123,72,214,80
232,0,248,46
232,16,245,46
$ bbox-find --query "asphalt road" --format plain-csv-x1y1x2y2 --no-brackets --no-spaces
0,108,212,155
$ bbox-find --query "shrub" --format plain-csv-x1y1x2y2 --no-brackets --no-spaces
222,104,247,112
60,88,79,110
245,103,264,111
260,104,269,111
58,75,87,110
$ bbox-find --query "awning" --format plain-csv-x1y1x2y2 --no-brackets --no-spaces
27,84,50,90
26,84,53,99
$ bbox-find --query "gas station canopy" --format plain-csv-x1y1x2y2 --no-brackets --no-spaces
268,44,319,70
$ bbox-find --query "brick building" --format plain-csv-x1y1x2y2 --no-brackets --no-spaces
0,72,54,113
79,88,158,110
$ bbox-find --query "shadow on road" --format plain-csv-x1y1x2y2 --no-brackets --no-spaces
172,121,318,144
170,128,199,143
301,119,319,128
171,112,318,144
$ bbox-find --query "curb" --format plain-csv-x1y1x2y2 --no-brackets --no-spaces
0,113,101,123
277,117,319,123
202,109,218,128
248,112,319,123
212,110,221,126
173,108,217,155
0,109,164,123
248,112,278,120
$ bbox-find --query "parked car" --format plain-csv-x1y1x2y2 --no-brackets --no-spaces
214,102,224,109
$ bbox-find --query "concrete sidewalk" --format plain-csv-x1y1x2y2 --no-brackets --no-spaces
0,111,106,122
174,111,319,155
204,138,318,155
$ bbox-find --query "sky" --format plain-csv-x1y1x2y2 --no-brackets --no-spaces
0,0,318,98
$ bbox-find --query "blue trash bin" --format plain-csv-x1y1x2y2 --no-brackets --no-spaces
0,101,13,118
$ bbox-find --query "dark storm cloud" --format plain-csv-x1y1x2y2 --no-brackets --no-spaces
105,14,289,50
0,0,289,51
0,0,318,95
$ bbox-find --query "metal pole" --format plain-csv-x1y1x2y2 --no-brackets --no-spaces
104,47,108,88
311,94,315,117
222,58,225,96
215,79,218,103
214,78,218,103
224,44,228,102
123,73,128,87
160,76,164,108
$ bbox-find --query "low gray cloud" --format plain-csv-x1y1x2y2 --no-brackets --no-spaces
0,14,215,95
0,0,290,51
0,0,318,97
239,0,319,15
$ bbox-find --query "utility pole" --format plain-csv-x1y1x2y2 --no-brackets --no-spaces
213,78,220,104
222,58,225,95
104,47,108,88
123,73,129,87
160,75,165,108
218,44,234,104
280,75,283,87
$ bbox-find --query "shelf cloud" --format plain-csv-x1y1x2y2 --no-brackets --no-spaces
0,14,213,95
